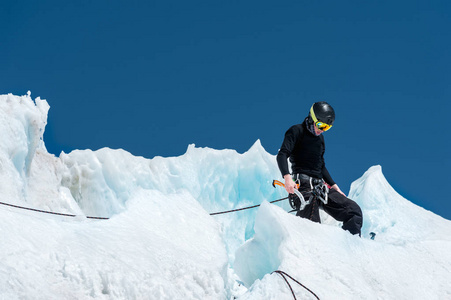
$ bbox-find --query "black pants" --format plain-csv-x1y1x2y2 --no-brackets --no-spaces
296,178,363,236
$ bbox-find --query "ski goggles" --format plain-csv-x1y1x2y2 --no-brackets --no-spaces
310,106,332,131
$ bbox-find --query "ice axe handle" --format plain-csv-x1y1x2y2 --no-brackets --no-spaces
272,180,285,188
272,180,299,190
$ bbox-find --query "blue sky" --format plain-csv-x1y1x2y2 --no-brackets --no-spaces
2,1,450,220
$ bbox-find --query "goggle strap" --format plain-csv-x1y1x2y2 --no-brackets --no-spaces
310,105,318,123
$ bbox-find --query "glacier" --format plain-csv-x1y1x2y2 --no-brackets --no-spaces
0,93,450,299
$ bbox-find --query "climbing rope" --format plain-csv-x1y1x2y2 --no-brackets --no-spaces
1,180,292,218
209,196,288,216
272,270,320,300
0,201,109,220
1,195,289,219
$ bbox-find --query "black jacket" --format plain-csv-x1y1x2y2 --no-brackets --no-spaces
276,119,336,186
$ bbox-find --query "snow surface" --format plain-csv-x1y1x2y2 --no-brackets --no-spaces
1,93,450,299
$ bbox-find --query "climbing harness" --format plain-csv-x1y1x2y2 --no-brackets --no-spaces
294,174,329,205
309,177,329,205
273,175,329,213
272,270,320,300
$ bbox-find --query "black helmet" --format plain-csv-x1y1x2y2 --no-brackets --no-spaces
310,101,335,126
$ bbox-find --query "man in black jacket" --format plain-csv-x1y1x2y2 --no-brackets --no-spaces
277,101,362,235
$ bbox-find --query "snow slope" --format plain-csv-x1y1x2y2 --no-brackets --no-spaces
1,93,450,299
235,166,451,299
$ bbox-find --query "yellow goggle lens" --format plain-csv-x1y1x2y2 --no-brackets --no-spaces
316,122,332,131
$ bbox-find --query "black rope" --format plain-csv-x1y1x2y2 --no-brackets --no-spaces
0,201,109,220
272,270,320,300
209,197,288,216
1,195,289,219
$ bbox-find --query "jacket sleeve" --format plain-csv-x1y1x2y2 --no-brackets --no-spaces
276,126,298,177
321,165,336,186
320,135,336,186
